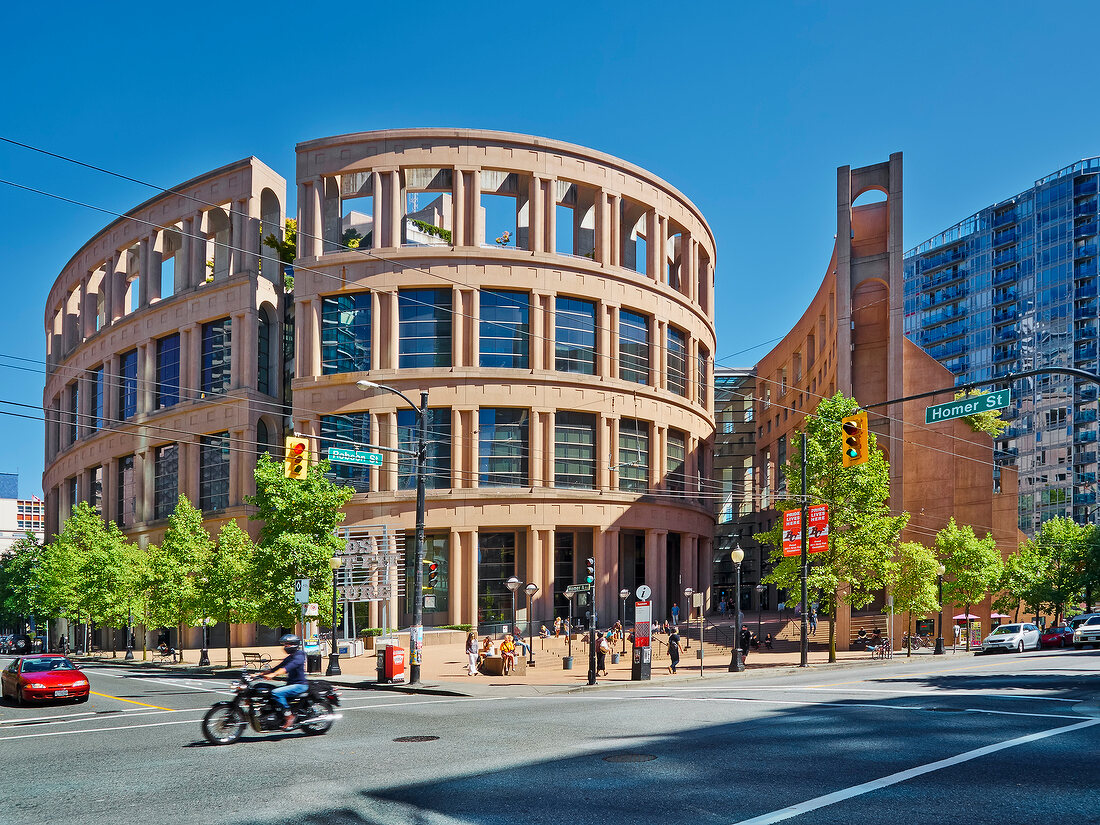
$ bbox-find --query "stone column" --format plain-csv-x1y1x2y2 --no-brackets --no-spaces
104,254,118,325
645,528,667,622
650,318,663,388
465,530,479,628
646,209,660,280
599,526,619,622
138,237,150,308
229,200,244,278
388,170,402,248
134,448,150,525
698,535,713,611
596,301,611,379
657,216,668,284
387,292,400,370
450,169,465,248
191,212,207,287
609,194,621,268
370,291,382,371
545,179,557,253
178,217,193,291
146,233,162,304
103,458,118,528
449,528,464,626
683,235,696,301
679,534,695,600
183,324,200,403
471,169,483,247
529,175,544,253
139,342,154,415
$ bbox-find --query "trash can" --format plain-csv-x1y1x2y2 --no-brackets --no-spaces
306,652,322,673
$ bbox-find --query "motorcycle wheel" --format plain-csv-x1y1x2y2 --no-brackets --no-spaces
202,702,246,745
300,699,334,736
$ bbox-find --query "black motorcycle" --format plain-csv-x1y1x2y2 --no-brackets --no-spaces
201,670,341,745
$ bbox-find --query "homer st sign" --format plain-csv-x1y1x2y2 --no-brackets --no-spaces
924,389,1011,425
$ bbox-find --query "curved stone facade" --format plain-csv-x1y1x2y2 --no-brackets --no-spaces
293,129,717,628
42,157,288,550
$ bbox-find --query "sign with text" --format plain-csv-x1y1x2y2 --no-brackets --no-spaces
294,578,310,604
328,447,383,466
782,510,801,556
925,389,1011,424
565,583,591,594
634,600,651,648
807,503,829,554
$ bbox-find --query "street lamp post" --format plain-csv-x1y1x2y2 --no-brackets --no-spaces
524,583,538,666
125,605,134,660
683,588,693,649
755,583,764,638
563,590,574,666
199,578,211,667
326,555,343,676
728,546,745,672
934,564,946,655
619,588,629,656
506,577,521,640
356,380,428,685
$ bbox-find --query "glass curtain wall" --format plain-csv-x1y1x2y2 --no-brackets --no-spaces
478,409,529,487
555,297,596,374
399,288,452,368
480,290,529,368
319,413,371,492
618,309,650,384
398,408,451,489
618,418,650,492
554,412,596,489
321,292,371,374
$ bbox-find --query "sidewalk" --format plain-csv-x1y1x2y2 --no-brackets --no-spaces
71,635,973,697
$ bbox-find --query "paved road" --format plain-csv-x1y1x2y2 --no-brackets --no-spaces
1,649,1097,825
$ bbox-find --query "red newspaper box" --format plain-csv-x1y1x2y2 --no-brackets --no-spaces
383,644,405,683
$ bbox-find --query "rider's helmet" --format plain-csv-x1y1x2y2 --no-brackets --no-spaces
279,633,301,651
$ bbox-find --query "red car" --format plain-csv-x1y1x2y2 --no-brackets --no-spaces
1,654,90,704
1039,625,1074,648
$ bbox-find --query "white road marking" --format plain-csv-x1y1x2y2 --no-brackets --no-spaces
0,717,200,741
729,718,1100,825
615,685,1082,701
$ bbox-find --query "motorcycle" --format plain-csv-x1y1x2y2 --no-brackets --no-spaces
201,670,342,745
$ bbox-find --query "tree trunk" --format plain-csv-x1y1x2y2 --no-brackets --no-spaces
225,613,232,668
828,604,837,663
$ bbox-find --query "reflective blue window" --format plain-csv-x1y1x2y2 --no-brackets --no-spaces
478,408,529,487
322,293,371,374
399,289,452,368
479,290,529,368
320,413,371,493
667,326,687,396
201,319,232,394
156,334,180,409
555,297,596,374
119,349,138,420
618,309,649,384
398,408,452,489
199,432,230,511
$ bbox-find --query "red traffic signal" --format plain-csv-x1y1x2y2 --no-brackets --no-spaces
427,561,439,589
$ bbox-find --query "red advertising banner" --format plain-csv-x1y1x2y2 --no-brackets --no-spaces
634,601,651,648
808,503,829,553
782,510,801,556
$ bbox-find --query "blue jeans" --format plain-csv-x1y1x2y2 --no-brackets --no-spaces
271,683,309,711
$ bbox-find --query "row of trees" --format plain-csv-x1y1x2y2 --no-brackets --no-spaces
759,393,1100,660
0,455,352,663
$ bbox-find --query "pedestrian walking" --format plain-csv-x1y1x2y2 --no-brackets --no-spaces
667,627,682,673
465,632,479,676
597,633,610,676
740,626,751,663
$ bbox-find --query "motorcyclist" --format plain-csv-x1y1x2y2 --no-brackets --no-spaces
261,634,308,730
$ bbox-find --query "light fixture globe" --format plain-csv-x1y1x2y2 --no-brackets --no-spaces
355,379,380,392
505,576,522,592
329,556,343,571
730,545,745,564
684,587,693,597
525,583,539,597
619,588,630,599
936,564,946,577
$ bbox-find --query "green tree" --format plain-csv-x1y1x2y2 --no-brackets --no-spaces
145,496,213,653
197,520,258,666
247,454,353,627
1019,516,1088,624
759,393,909,661
0,534,46,631
1082,524,1100,614
262,217,297,264
993,540,1045,621
938,517,1003,627
889,541,942,653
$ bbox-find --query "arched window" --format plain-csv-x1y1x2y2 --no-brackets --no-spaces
257,309,272,396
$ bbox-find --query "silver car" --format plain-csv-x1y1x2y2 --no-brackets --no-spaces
980,623,1041,654
1073,615,1100,649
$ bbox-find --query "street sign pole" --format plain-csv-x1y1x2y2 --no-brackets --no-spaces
800,432,809,668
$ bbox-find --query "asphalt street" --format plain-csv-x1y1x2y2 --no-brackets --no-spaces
1,648,1097,825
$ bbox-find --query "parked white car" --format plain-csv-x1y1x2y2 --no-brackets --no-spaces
1073,615,1100,649
980,623,1041,654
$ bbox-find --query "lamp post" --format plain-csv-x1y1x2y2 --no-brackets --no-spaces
198,577,211,667
326,555,343,676
934,563,946,655
125,604,134,660
563,590,574,665
728,545,745,672
755,583,764,638
356,379,428,685
524,583,538,666
506,576,521,640
619,588,630,656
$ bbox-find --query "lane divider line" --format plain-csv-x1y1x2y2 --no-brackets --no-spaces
729,718,1100,825
89,691,172,710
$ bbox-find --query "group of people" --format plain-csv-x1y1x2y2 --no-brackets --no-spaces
855,627,886,651
464,628,532,676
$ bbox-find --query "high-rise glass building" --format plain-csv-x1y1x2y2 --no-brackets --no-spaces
904,157,1100,533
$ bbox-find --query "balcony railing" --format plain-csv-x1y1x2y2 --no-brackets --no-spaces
992,209,1017,229
992,246,1018,266
1075,220,1098,239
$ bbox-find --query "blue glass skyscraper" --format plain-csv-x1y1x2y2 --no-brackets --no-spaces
904,158,1100,534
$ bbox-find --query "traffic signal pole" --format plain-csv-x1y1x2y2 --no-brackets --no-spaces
800,432,809,668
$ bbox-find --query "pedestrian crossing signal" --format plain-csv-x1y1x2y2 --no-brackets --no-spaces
841,412,869,468
285,436,309,479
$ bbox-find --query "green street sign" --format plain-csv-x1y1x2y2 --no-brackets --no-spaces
327,447,383,466
925,389,1011,424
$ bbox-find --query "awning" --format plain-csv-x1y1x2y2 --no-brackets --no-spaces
953,613,980,620
990,613,1010,619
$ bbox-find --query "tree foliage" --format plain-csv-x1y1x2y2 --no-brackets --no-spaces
197,520,258,665
938,517,1002,620
955,389,1008,438
993,540,1045,621
246,454,353,627
890,541,942,619
0,534,46,627
758,393,909,661
262,218,297,264
145,497,213,646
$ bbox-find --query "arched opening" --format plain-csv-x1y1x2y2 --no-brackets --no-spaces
852,188,888,207
205,208,231,282
260,188,283,283
257,303,275,396
620,199,648,275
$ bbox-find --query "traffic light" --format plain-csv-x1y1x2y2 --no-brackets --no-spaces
427,561,438,589
841,412,870,467
586,557,595,584
284,436,309,479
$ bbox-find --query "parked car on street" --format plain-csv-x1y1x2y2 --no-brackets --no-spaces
1039,625,1075,648
0,635,12,653
979,623,1041,654
1068,613,1100,631
1073,615,1100,649
1,655,90,704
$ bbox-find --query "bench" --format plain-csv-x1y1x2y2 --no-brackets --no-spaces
242,652,271,670
153,648,178,664
477,654,527,677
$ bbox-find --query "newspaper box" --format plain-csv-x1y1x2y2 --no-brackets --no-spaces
377,644,405,683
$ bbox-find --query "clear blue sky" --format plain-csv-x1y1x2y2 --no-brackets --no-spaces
2,1,1098,498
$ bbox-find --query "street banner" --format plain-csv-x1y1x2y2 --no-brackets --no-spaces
634,600,651,648
808,503,829,553
782,510,801,556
